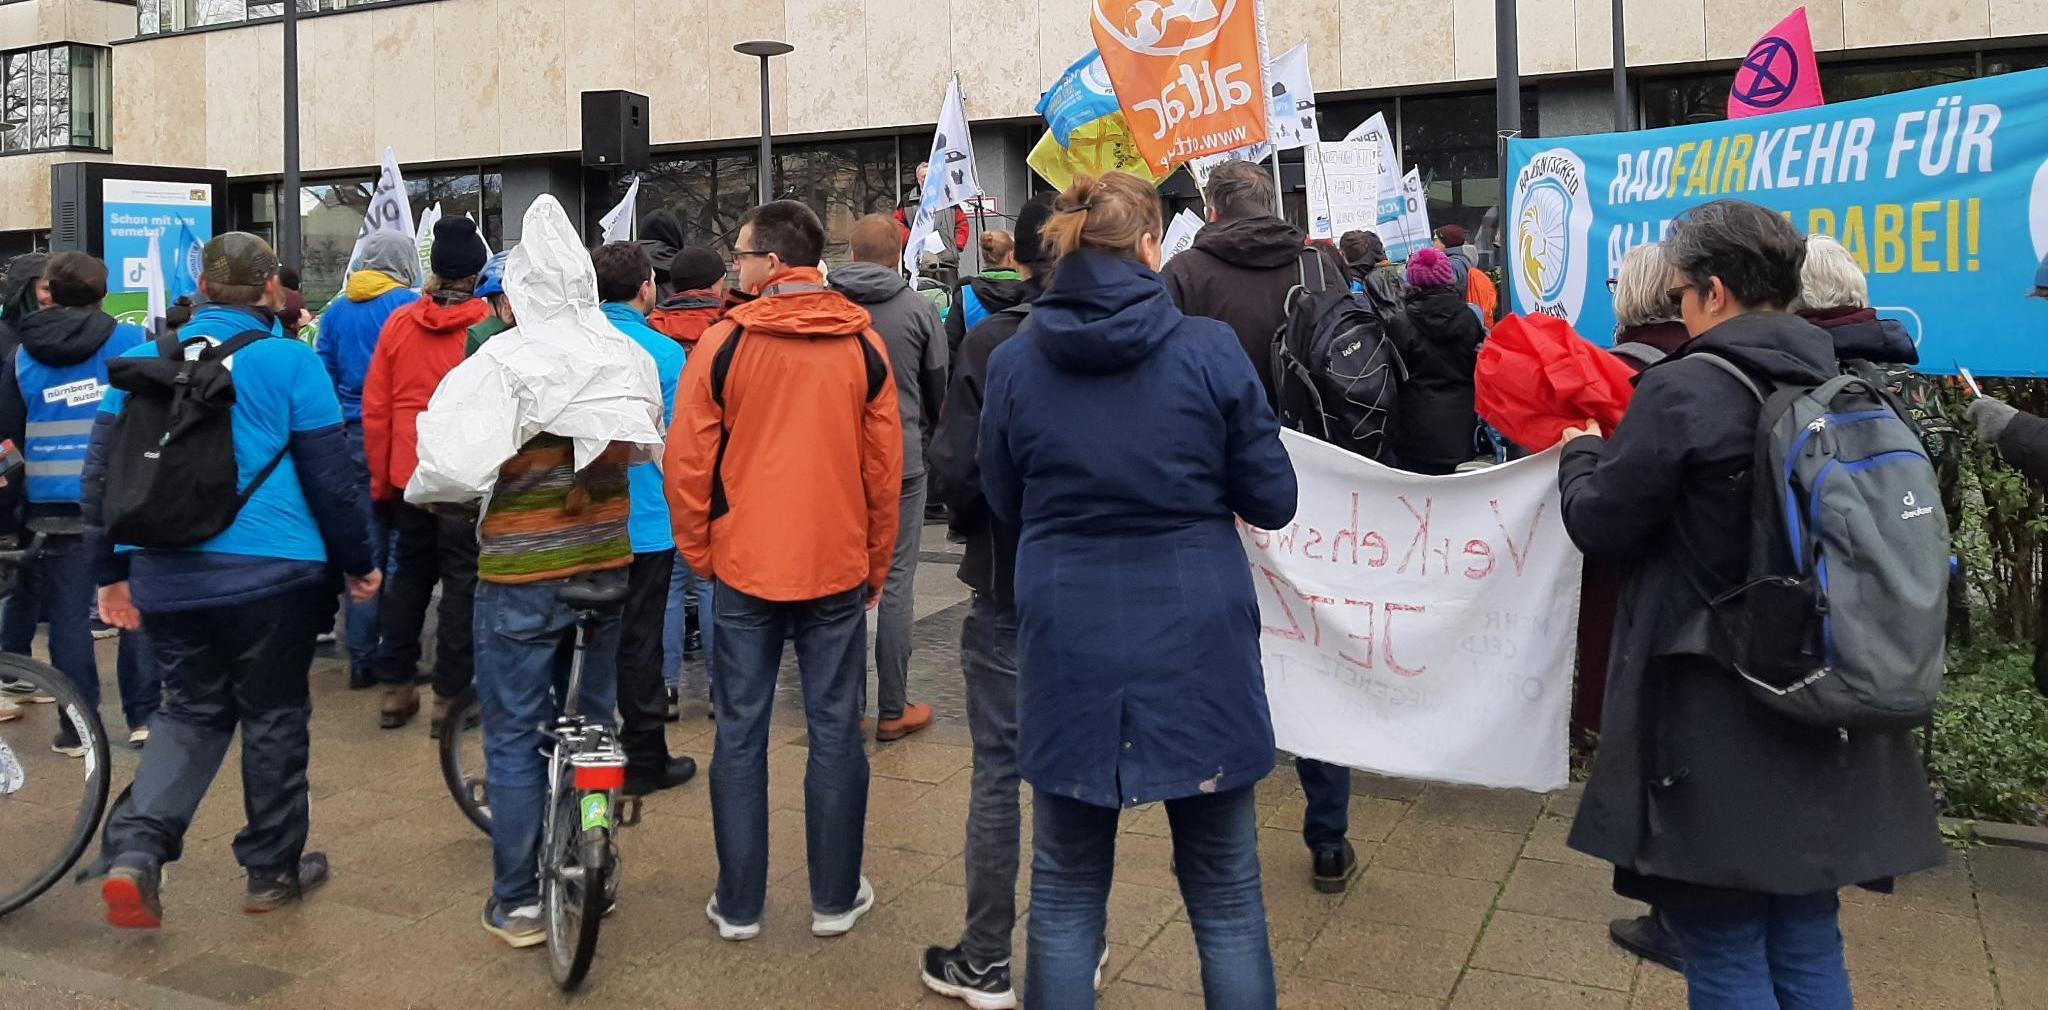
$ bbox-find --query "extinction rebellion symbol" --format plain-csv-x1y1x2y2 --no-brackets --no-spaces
1734,36,1800,109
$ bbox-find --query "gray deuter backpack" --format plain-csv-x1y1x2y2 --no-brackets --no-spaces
1687,353,1949,731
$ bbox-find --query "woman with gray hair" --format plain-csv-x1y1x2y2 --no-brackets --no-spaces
1792,233,1919,367
1607,242,1692,373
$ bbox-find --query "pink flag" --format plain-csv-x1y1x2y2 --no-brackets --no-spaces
1728,7,1825,120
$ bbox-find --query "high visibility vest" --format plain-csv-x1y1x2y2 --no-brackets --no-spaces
15,323,144,504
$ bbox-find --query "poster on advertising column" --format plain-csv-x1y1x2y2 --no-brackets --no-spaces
102,178,213,325
1241,432,1579,792
1506,66,2048,376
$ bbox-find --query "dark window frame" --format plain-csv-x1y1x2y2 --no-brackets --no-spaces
0,43,112,157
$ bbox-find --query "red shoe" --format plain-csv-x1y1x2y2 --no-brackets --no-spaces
877,703,933,742
102,863,162,930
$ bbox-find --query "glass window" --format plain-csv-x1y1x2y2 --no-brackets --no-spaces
632,153,759,262
1982,47,2048,78
0,45,110,153
298,175,376,306
1640,73,1735,129
1401,91,1536,237
145,0,391,36
1820,56,1971,104
2,54,26,155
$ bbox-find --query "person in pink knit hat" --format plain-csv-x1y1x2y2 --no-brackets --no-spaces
1390,247,1489,474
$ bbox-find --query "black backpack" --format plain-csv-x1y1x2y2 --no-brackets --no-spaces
1270,250,1407,462
96,330,287,549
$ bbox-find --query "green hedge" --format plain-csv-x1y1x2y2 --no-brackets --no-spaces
1931,642,2048,826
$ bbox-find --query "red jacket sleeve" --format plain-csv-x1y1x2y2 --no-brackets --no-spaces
361,329,397,504
954,208,971,251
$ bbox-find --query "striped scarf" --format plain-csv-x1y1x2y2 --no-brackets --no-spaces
477,434,632,584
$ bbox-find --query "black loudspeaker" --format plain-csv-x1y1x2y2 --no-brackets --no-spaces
581,90,650,171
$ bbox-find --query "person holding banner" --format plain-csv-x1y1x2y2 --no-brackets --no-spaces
1557,200,1943,1006
980,172,1295,1009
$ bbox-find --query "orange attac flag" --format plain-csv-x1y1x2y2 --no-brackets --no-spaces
1728,7,1825,120
1089,0,1270,176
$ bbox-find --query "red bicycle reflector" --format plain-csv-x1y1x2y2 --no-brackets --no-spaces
573,763,625,791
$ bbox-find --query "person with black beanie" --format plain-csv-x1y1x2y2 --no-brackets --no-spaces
638,209,689,299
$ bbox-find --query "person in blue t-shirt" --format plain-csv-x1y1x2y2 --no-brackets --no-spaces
83,233,380,931
314,230,418,689
592,241,698,797
0,253,155,751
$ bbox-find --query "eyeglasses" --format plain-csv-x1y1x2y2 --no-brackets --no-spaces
1664,285,1692,311
731,249,774,260
1605,277,1619,293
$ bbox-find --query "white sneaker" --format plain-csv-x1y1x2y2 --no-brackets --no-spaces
705,895,761,941
128,726,150,747
0,697,19,722
811,875,875,937
51,739,86,758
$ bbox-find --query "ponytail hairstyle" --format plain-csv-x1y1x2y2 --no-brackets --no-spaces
979,230,1015,268
1041,172,1164,263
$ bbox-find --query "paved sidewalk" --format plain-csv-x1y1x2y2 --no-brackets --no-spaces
0,528,2041,1008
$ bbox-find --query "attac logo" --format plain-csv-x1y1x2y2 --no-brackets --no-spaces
1090,0,1267,173
1509,149,1595,323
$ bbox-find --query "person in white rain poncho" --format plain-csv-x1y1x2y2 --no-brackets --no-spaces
404,194,665,949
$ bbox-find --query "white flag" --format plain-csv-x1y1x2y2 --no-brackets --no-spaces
360,147,414,239
600,177,641,244
142,230,167,336
905,74,982,277
470,212,493,258
1186,42,1320,186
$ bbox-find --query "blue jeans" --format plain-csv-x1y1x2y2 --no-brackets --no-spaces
661,556,714,691
1663,891,1853,1010
19,536,101,716
709,582,869,923
1026,786,1276,1009
1296,757,1352,853
341,422,388,675
473,580,620,907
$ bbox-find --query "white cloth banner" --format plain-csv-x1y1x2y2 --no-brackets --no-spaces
599,176,640,244
1386,169,1434,261
1304,140,1380,240
1160,209,1204,266
1242,432,1580,792
905,74,982,278
1185,41,1319,186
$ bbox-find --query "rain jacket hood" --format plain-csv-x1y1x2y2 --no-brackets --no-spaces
404,195,664,505
825,261,911,305
354,230,421,292
1797,306,1920,366
17,306,119,367
1030,252,1177,375
725,267,871,338
1189,216,1308,271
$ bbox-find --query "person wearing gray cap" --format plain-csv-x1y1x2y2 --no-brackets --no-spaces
83,231,382,930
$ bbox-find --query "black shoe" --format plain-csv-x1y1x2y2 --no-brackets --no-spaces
623,756,698,797
1311,841,1360,894
347,669,375,691
1610,913,1685,973
663,686,682,723
683,628,703,659
101,854,163,929
244,852,330,914
921,944,1016,1009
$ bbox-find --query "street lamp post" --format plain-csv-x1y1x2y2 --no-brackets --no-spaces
281,0,302,272
1612,0,1630,131
734,41,795,205
1495,0,1521,177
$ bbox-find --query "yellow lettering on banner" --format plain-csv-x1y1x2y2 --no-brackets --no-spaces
1672,142,1694,195
1909,202,1941,274
1807,207,1838,239
1874,204,1906,274
1708,137,1731,195
1683,142,1713,197
1841,205,1871,273
1947,200,1962,272
1721,134,1754,193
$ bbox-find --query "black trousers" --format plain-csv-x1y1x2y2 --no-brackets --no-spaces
618,550,675,773
372,501,478,698
100,584,326,873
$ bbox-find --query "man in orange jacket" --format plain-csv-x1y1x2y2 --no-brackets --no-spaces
666,200,903,943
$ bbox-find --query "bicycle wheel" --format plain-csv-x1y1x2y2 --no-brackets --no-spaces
436,687,490,834
542,786,608,991
0,653,111,917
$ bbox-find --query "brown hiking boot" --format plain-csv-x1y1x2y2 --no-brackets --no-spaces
427,693,453,739
380,685,419,729
877,703,933,742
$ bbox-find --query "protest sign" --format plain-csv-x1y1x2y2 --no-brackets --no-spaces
1161,209,1205,265
1386,168,1433,261
1342,112,1417,249
1090,0,1269,174
1243,433,1578,792
1304,141,1380,241
1507,67,2048,375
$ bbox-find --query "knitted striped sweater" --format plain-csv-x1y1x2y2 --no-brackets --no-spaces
478,434,633,584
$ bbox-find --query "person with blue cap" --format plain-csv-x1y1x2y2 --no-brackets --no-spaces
466,250,513,355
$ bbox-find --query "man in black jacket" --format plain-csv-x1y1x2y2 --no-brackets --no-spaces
916,198,1047,1009
1160,159,1361,896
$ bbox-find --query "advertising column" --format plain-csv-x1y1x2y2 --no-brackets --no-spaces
102,178,214,323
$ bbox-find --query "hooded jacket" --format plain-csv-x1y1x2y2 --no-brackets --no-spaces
980,251,1298,810
0,253,49,363
1611,321,1693,372
1559,311,1943,905
1796,306,1919,366
639,210,688,298
1391,285,1488,474
1159,216,1349,400
361,293,490,503
929,283,1040,605
829,261,947,479
946,271,1035,355
648,290,726,349
1444,246,1498,329
315,248,421,423
666,268,902,603
0,307,147,525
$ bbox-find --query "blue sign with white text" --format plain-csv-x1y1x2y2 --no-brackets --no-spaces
1507,67,2048,375
101,178,213,314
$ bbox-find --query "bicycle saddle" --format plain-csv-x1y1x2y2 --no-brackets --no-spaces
555,570,630,612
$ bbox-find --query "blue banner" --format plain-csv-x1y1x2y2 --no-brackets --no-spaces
102,177,212,312
1506,67,2048,376
1036,51,1122,148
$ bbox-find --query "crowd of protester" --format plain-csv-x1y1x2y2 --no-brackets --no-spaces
1,154,2036,1009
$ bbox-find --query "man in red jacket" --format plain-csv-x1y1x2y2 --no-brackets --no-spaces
892,161,971,253
360,217,491,731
